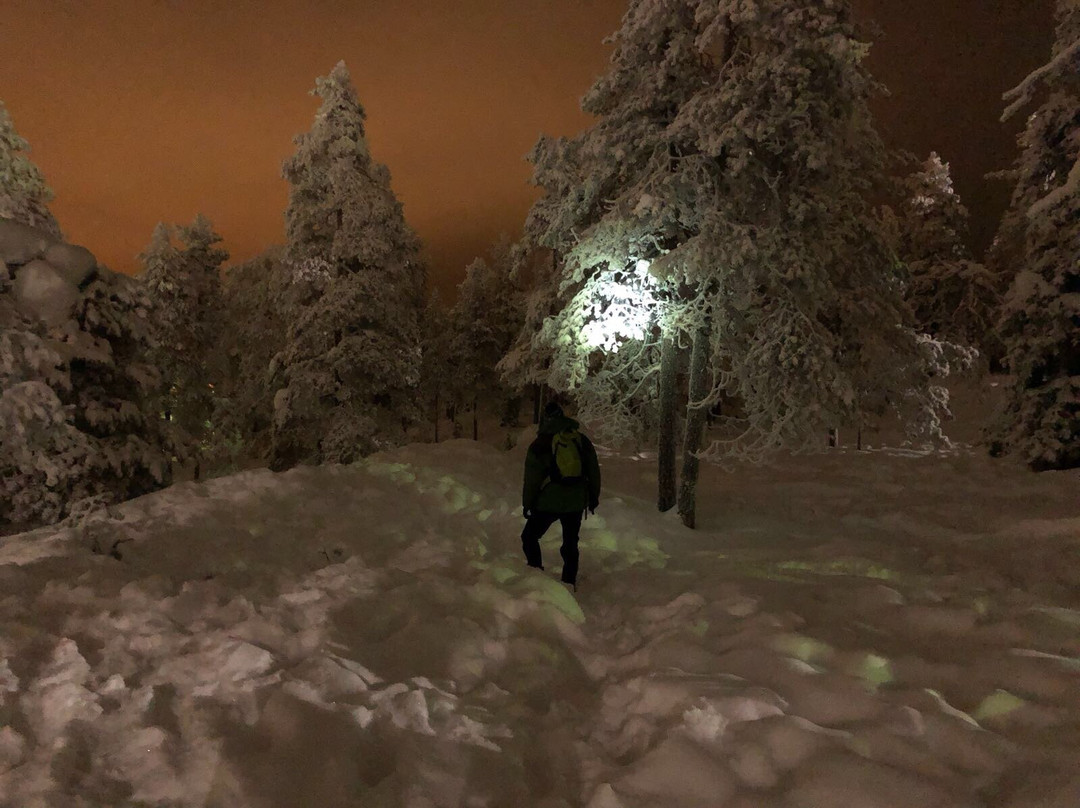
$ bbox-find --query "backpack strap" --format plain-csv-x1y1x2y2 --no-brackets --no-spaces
549,434,563,483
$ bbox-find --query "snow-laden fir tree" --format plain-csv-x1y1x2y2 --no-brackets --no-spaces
895,153,1000,354
140,214,228,464
212,248,291,466
0,101,61,238
504,0,712,513
1,226,171,532
0,266,86,530
63,266,173,512
450,238,526,437
272,62,425,469
676,1,961,464
512,0,958,527
1,110,171,530
992,0,1079,470
498,244,574,420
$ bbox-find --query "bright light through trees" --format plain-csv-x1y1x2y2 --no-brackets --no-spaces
579,257,658,353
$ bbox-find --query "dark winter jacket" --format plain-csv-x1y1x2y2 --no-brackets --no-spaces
522,414,602,515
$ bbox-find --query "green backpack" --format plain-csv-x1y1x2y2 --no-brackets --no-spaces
551,429,584,482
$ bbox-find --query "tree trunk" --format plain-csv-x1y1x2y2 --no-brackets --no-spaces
828,428,838,448
657,331,679,512
473,395,479,441
434,390,440,442
532,385,541,425
678,323,711,529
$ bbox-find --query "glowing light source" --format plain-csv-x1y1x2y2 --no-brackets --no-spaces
579,257,659,353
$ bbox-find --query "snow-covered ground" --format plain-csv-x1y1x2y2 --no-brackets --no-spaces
1,424,1078,807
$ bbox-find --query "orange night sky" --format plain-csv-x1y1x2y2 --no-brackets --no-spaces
1,0,1053,298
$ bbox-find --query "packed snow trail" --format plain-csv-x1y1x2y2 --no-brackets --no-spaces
0,438,1078,807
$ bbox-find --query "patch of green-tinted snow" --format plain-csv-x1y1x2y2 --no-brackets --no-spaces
848,737,873,758
974,690,1026,722
583,530,619,553
488,565,519,585
771,633,833,663
531,640,563,666
717,557,808,583
616,535,667,570
775,558,897,581
521,576,585,624
363,460,416,485
580,530,668,570
858,654,894,690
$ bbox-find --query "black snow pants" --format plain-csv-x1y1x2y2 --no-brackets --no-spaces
521,510,583,585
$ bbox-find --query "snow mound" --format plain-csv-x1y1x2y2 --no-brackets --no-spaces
11,259,80,325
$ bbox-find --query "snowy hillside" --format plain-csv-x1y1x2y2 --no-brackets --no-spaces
1,436,1078,808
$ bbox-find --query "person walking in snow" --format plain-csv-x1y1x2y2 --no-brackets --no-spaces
521,401,601,588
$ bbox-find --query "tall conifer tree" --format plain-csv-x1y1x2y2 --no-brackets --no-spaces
451,239,526,436
993,1,1079,470
895,153,999,352
511,0,952,526
0,101,61,237
273,62,424,468
141,214,228,459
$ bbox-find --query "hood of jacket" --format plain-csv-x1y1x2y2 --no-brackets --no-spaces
537,413,580,436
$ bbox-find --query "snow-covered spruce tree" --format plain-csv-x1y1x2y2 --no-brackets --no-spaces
992,1,1079,470
212,248,291,466
0,104,170,529
0,266,86,530
515,0,958,528
505,0,714,513
0,101,61,238
272,61,424,469
140,214,228,465
450,238,526,438
498,244,573,424
1,221,171,532
673,2,967,523
63,265,173,511
894,153,1000,353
